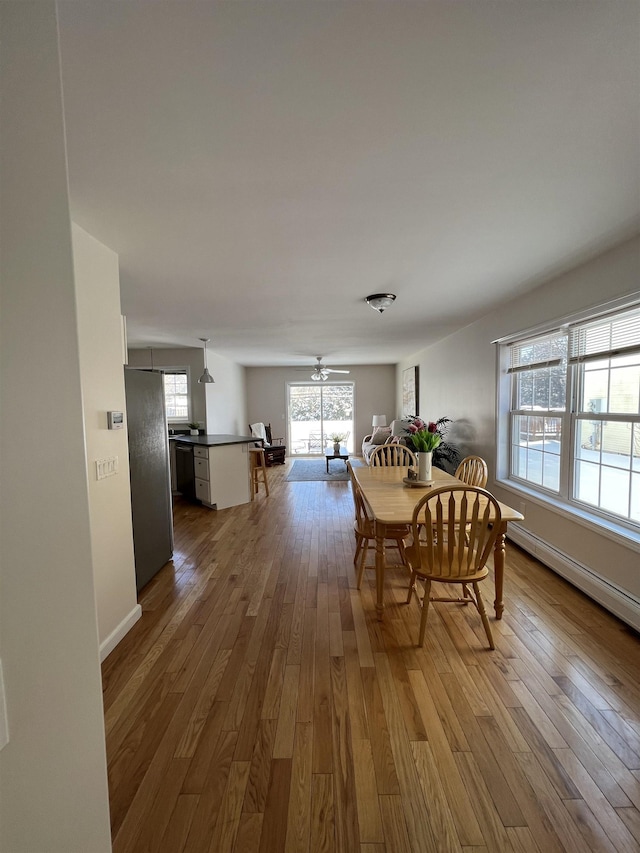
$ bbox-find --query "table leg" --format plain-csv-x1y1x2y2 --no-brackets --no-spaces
493,523,507,619
375,521,385,621
326,457,329,473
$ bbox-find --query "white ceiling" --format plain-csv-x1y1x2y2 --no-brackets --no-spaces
57,1,640,367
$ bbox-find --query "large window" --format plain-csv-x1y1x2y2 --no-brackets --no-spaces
503,304,640,532
287,383,354,454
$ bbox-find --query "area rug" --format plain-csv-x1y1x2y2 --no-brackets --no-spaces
285,458,362,482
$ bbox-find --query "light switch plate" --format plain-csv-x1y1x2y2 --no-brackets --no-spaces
96,456,119,480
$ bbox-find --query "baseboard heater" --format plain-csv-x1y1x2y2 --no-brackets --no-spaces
506,523,640,633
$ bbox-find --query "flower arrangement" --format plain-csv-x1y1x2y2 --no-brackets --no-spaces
407,418,442,452
405,416,460,471
330,433,346,443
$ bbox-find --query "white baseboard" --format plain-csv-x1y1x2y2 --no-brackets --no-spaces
99,604,142,662
507,523,640,633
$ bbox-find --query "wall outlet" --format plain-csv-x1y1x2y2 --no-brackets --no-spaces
95,456,119,480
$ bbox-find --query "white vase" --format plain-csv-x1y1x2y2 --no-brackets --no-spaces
417,451,432,481
190,429,199,436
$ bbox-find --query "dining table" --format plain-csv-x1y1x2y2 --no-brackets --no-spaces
351,464,524,622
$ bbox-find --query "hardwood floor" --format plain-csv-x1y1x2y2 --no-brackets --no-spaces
102,461,640,852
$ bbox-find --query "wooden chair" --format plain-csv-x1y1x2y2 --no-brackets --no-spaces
453,457,489,601
248,447,269,499
405,486,501,649
347,462,410,589
369,443,417,467
455,455,488,487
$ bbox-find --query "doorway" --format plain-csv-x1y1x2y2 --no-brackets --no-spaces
287,383,354,455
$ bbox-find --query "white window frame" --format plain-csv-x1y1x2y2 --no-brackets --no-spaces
162,367,191,423
496,297,640,547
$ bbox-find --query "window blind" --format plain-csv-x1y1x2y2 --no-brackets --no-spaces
568,306,640,362
508,331,566,373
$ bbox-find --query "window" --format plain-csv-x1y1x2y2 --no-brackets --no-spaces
509,331,567,493
501,303,640,532
570,310,640,524
163,369,189,421
287,383,354,454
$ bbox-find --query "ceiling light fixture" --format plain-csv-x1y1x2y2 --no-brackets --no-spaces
365,293,396,314
197,338,215,384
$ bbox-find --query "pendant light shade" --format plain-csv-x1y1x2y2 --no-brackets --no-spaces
198,338,215,384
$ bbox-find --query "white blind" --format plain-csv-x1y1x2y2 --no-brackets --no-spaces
508,331,566,373
568,306,640,362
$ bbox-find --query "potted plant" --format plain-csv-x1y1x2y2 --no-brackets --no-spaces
330,433,346,453
188,421,200,436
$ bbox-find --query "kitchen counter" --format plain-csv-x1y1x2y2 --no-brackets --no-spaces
170,435,254,509
170,434,255,447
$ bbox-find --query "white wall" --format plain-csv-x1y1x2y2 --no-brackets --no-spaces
73,224,141,658
127,345,247,435
0,4,112,850
397,235,640,620
246,364,396,452
203,347,248,434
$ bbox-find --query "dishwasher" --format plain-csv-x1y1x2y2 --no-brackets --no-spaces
175,442,196,501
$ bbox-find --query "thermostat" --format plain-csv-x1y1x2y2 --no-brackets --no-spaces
107,411,124,430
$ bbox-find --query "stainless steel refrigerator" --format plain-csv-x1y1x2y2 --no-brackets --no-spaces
124,368,174,591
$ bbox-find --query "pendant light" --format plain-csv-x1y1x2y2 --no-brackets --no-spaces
198,338,215,383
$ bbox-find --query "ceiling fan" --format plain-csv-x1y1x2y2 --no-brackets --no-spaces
308,356,350,381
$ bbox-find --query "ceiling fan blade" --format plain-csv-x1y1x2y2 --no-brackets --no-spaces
325,368,350,374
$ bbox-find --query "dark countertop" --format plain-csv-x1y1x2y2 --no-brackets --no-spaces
170,434,255,447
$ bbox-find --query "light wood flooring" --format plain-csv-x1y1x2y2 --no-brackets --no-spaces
102,461,640,852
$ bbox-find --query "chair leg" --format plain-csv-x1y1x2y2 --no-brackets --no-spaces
355,540,369,590
473,582,495,650
418,579,432,646
397,537,407,566
406,569,417,604
354,534,363,565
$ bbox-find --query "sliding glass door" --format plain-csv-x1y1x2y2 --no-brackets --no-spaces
287,383,354,455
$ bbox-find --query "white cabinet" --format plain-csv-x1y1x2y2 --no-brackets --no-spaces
192,443,250,509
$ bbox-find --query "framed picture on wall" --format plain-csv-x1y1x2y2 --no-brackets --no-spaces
402,366,419,417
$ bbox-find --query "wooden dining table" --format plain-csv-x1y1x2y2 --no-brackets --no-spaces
351,464,524,622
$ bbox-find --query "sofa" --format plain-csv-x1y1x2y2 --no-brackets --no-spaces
361,418,413,464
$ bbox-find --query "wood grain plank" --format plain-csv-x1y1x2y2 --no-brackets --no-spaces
207,760,251,853
284,722,313,853
309,773,336,853
272,664,300,759
257,758,292,853
361,666,401,797
233,813,263,853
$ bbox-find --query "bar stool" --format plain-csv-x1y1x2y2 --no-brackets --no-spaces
249,447,270,499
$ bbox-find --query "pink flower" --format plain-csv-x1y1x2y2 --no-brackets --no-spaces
408,423,418,434
428,421,437,433
412,418,425,430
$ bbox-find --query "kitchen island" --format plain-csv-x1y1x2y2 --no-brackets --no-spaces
171,434,255,509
